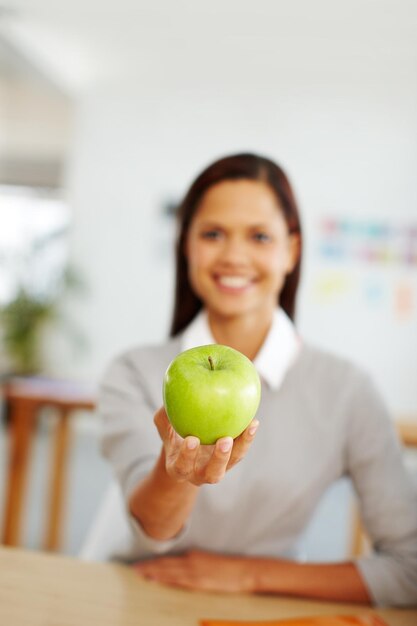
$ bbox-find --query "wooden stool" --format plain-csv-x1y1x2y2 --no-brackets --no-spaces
1,377,96,551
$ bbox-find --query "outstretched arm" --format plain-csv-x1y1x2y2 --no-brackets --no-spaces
129,408,259,540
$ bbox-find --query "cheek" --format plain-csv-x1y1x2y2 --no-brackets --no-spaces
257,250,292,297
259,247,288,275
187,240,215,275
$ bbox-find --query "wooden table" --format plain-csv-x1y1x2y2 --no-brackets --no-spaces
0,547,416,626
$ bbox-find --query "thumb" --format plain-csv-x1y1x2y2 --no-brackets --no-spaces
154,406,176,445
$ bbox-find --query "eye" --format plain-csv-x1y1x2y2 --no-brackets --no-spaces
200,229,222,240
252,232,271,243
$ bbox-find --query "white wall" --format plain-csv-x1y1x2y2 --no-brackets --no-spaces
55,6,417,417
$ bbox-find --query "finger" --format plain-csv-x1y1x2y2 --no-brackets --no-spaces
153,407,179,446
135,559,192,586
139,569,197,590
227,419,259,469
167,436,200,481
135,561,173,582
194,436,233,485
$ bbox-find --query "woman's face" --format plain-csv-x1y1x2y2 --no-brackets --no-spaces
185,179,300,322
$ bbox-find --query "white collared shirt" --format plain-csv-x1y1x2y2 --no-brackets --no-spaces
181,307,301,390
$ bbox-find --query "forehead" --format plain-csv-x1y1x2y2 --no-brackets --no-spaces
194,179,284,224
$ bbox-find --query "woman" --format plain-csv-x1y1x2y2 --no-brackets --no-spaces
99,153,417,606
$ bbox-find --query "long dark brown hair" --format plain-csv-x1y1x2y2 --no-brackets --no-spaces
170,153,302,337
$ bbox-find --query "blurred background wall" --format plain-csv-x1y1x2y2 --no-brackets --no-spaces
0,0,416,554
2,0,416,414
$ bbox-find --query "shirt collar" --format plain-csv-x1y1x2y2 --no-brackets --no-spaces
181,308,301,390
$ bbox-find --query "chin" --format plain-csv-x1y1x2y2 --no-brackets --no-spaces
207,300,260,320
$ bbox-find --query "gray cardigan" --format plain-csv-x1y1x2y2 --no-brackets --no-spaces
99,337,417,606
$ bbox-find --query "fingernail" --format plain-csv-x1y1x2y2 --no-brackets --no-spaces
219,439,232,453
248,421,259,436
186,437,198,450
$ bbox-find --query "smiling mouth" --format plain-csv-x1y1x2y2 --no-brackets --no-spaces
215,275,255,289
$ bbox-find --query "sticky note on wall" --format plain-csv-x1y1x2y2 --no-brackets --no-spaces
394,282,414,320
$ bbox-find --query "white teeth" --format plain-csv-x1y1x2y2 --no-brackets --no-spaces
218,276,251,288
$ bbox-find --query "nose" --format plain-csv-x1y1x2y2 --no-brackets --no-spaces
219,235,249,266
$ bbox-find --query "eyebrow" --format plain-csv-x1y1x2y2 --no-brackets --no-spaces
196,221,273,230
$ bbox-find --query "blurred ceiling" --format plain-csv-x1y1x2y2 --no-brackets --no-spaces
0,0,416,95
1,0,416,187
0,30,72,187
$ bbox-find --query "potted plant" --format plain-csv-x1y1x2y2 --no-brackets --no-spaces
0,229,86,378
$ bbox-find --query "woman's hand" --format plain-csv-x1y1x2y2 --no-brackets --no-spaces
129,408,258,541
135,549,255,593
135,550,372,603
154,407,259,487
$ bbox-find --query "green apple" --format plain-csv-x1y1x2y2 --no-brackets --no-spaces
162,344,261,445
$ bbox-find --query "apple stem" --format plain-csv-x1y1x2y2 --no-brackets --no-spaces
208,356,214,370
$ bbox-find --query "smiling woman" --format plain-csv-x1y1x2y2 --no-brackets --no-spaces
95,153,417,608
184,178,300,359
171,154,302,342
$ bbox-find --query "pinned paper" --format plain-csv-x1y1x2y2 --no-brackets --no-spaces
313,272,352,302
394,283,414,320
317,218,417,267
363,280,385,306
